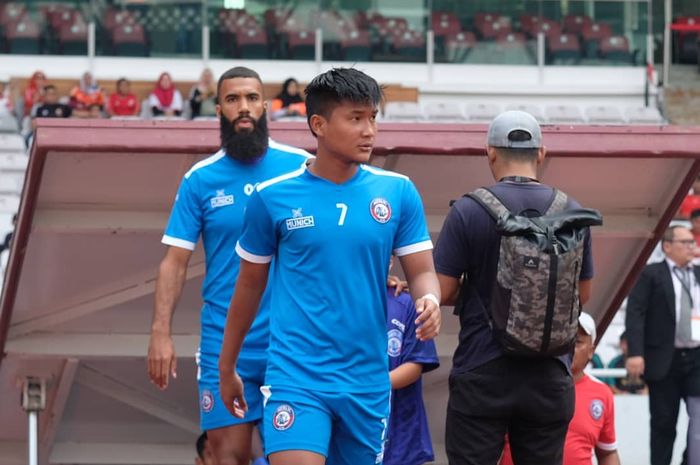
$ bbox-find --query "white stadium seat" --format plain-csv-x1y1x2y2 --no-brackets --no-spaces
545,104,585,124
423,102,465,121
585,105,625,124
383,101,424,121
505,104,546,123
464,102,501,123
625,106,665,124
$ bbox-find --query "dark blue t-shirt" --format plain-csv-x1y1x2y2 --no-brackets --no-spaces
385,288,439,465
433,181,594,375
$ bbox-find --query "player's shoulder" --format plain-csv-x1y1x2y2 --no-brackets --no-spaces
267,138,314,160
360,164,410,183
585,375,615,399
256,163,307,193
183,149,227,180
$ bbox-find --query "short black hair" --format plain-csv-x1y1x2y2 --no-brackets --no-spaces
116,77,129,87
304,68,383,136
691,208,700,220
44,84,56,92
196,432,207,459
493,146,540,163
217,66,263,103
663,225,688,243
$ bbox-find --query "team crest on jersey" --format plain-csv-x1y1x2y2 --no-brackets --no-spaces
272,404,295,431
387,328,403,357
211,189,234,208
589,399,604,420
286,208,315,230
200,389,214,413
370,198,392,223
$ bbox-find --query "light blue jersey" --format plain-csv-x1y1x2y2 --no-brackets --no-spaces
162,139,312,356
236,164,432,393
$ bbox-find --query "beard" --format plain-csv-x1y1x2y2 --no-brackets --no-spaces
220,111,269,163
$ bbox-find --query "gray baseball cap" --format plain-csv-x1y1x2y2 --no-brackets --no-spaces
487,110,542,149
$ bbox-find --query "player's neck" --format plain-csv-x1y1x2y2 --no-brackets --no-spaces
573,371,585,382
308,151,359,184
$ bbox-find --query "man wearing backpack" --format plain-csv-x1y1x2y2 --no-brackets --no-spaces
434,110,596,465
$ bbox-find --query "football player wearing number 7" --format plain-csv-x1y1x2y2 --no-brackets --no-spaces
219,67,441,465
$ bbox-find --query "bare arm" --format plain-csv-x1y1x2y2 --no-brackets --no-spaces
579,278,592,305
147,246,192,389
219,258,270,417
399,250,441,341
389,362,423,390
438,272,461,306
596,448,621,465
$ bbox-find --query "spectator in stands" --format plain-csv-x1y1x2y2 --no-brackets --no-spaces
0,76,15,117
270,77,306,120
189,68,217,119
33,85,72,119
149,72,183,117
501,313,621,465
107,78,140,117
607,331,647,394
626,225,700,465
385,257,440,465
679,175,700,219
691,208,700,250
23,70,47,117
195,432,215,465
69,72,106,118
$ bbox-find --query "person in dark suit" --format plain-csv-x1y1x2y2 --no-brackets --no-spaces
626,225,700,465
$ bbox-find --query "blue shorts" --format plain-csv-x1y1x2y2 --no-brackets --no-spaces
197,349,266,431
262,384,390,465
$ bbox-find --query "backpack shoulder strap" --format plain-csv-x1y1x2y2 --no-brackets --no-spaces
467,188,511,221
545,189,568,215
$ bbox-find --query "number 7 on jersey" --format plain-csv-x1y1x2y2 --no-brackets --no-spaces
336,203,348,226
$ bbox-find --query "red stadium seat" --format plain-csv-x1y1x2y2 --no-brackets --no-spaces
599,35,632,63
287,29,316,59
549,33,581,63
112,23,147,56
444,31,476,62
340,29,371,61
235,28,268,59
0,3,26,27
563,14,593,35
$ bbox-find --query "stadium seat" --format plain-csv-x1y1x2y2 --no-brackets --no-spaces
545,104,585,123
582,22,613,58
0,177,20,196
563,14,593,35
478,18,512,41
464,102,502,122
625,106,665,124
0,3,26,27
549,33,581,64
236,28,269,59
0,134,25,153
287,30,316,59
444,31,476,63
58,21,88,55
5,18,41,54
393,30,426,61
423,102,465,121
599,36,633,64
0,116,19,133
0,153,28,171
384,101,423,121
340,30,371,61
506,104,546,123
585,105,625,124
0,194,20,214
112,24,148,56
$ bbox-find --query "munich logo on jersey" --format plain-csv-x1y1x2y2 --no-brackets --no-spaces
286,208,315,230
200,389,214,413
370,198,392,223
272,404,295,431
589,399,604,420
211,189,234,208
387,328,403,357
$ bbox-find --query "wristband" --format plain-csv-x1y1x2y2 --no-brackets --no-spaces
421,293,440,307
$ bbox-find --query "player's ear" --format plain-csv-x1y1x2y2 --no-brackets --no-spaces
215,104,221,118
309,114,326,138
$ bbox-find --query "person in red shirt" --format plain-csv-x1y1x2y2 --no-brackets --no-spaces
679,176,700,219
500,313,620,465
108,78,140,117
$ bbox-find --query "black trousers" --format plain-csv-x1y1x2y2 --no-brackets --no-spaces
445,356,575,465
648,347,700,465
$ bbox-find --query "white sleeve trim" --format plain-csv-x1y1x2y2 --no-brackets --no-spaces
596,441,618,451
394,239,434,257
235,242,273,264
162,235,196,251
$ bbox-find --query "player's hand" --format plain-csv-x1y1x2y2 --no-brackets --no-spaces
219,368,247,419
625,356,645,383
147,330,177,390
387,275,409,296
415,295,441,341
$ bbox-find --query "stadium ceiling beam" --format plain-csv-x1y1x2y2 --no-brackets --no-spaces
50,442,195,465
75,364,199,435
5,334,199,358
7,262,205,338
40,358,79,465
32,209,170,233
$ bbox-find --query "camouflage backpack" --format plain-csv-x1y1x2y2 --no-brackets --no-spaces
466,187,603,357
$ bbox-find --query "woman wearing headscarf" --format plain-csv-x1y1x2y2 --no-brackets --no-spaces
149,72,183,117
23,70,47,116
270,77,306,120
189,68,217,119
70,71,106,117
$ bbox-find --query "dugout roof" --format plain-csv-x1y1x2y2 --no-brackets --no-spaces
1,119,699,464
